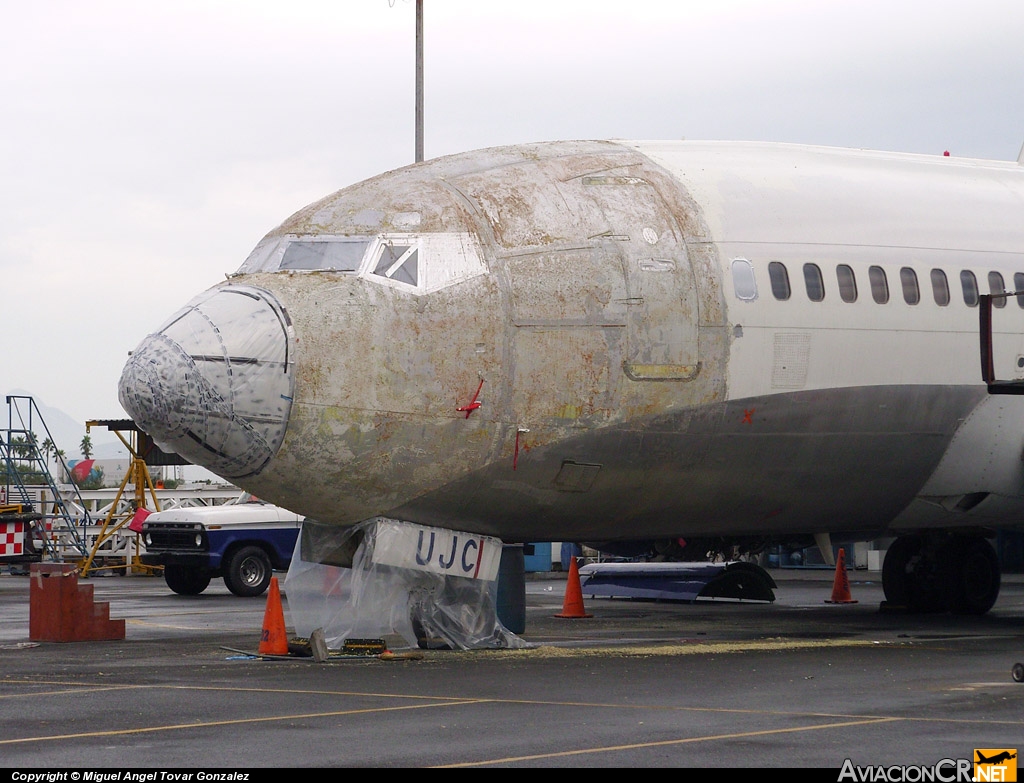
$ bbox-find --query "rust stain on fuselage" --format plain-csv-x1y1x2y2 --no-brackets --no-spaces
240,141,728,537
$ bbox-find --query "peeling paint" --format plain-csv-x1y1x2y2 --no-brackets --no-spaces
120,141,729,538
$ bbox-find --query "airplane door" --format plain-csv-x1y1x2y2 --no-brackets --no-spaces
503,245,628,424
583,176,701,381
622,250,700,381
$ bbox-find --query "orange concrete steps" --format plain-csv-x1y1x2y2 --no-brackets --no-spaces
29,563,126,642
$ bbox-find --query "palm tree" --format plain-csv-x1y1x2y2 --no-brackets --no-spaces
53,449,67,482
41,437,54,471
80,434,93,460
10,435,27,459
9,432,44,484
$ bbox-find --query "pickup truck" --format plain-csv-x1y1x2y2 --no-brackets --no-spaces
140,494,302,597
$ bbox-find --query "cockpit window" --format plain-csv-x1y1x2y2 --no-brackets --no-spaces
280,239,370,271
372,244,419,286
237,235,373,274
235,232,486,296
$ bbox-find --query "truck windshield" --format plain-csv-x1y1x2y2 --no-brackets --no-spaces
231,493,267,505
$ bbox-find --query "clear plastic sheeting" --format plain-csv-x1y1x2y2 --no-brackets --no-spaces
284,518,529,651
118,285,294,480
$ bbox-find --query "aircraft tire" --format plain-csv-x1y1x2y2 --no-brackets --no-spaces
948,536,1000,616
224,545,273,597
910,536,957,613
1013,663,1024,683
881,535,918,608
164,565,212,596
882,534,953,613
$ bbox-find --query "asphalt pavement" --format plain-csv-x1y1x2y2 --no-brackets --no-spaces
1,567,1022,770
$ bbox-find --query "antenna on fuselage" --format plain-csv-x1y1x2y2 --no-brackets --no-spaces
390,0,424,163
415,0,424,162
1017,139,1024,164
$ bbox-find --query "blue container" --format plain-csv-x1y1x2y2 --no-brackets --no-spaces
523,542,552,573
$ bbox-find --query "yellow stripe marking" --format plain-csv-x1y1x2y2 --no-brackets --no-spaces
435,717,902,767
0,700,485,745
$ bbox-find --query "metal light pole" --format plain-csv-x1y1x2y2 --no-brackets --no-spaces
415,0,424,163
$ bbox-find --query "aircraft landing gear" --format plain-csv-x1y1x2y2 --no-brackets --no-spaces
882,533,1001,615
1013,662,1024,683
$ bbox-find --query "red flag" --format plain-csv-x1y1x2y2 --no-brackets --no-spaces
128,507,151,533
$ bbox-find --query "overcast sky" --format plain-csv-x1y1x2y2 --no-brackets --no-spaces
3,0,1024,448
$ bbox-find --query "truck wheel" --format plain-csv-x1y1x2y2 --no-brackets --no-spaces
164,565,211,596
224,546,273,597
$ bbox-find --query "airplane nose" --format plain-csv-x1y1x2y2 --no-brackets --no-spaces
118,285,295,480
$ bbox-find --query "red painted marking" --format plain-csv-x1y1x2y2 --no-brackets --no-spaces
473,539,485,578
456,378,485,418
742,408,755,424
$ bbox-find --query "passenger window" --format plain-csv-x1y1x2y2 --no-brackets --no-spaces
803,263,824,302
961,270,979,307
1015,272,1024,308
731,259,758,301
836,265,857,303
900,267,920,305
868,266,889,304
989,271,1007,309
930,269,949,306
768,262,790,300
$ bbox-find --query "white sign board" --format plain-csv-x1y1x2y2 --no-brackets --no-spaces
370,519,502,581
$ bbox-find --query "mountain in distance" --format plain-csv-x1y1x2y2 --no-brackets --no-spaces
2,389,128,460
3,389,227,484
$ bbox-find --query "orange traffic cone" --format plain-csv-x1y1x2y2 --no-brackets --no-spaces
825,547,858,604
258,576,290,655
555,557,593,618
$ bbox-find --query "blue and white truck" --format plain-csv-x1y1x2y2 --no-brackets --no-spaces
140,493,302,597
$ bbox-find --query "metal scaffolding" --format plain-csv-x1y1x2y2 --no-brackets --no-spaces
1,395,90,562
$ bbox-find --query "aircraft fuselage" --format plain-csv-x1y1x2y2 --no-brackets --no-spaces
119,140,1024,547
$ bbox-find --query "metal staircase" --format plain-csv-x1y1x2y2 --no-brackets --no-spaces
2,395,90,561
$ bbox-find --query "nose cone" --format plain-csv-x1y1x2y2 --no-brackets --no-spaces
119,285,295,480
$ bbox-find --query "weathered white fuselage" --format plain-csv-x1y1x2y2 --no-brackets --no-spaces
119,140,1024,545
